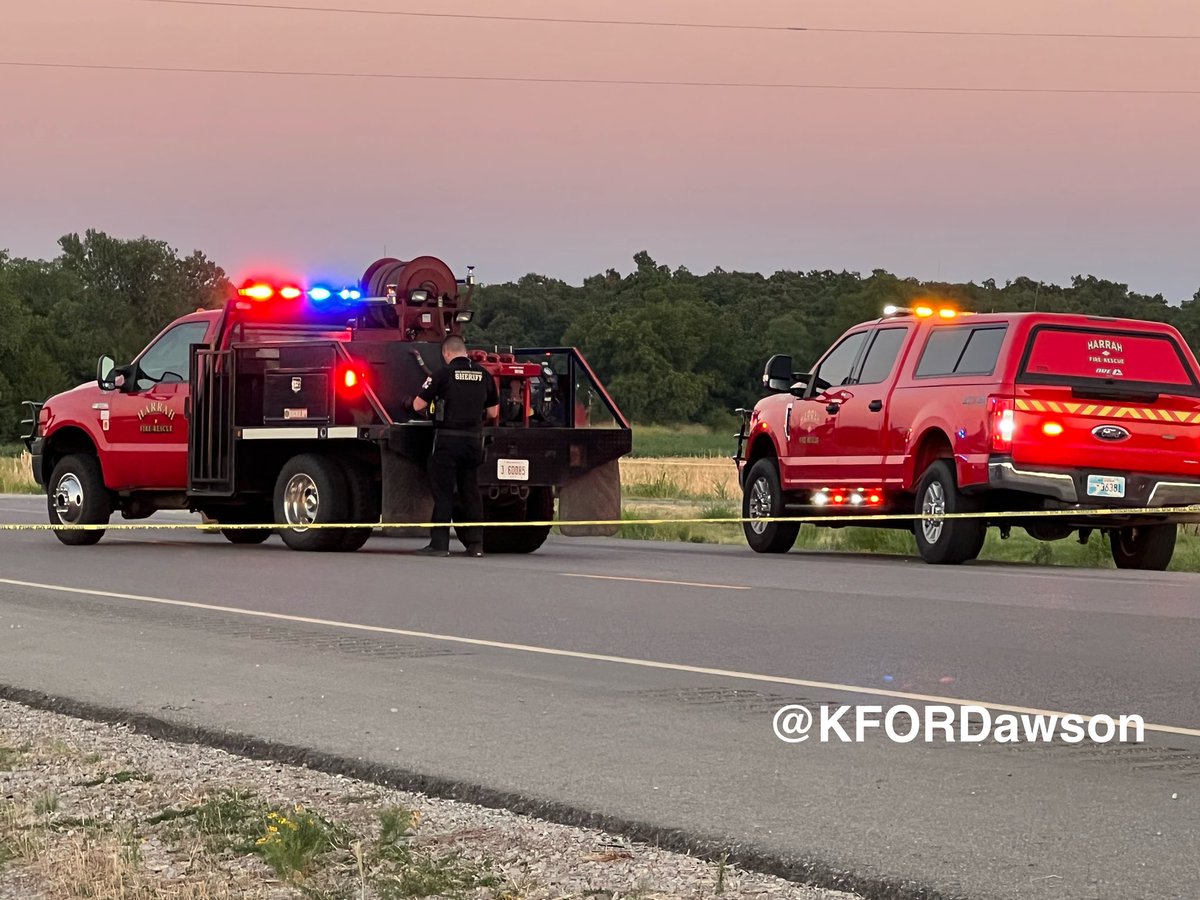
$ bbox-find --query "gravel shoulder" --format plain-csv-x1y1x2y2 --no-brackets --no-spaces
0,699,856,900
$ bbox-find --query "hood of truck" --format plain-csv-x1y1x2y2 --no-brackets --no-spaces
42,382,107,430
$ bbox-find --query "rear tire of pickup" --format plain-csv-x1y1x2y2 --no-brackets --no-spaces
1109,524,1176,571
913,460,986,565
47,454,111,546
742,459,799,553
274,453,351,552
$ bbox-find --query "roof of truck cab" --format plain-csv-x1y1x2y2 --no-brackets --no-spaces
872,310,1183,333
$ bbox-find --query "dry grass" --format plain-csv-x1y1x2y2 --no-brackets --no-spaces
620,458,738,502
0,451,37,494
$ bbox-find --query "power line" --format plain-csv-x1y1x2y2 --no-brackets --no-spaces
128,0,1200,40
6,60,1200,94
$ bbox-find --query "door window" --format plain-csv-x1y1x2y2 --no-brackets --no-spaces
855,327,909,385
135,322,209,390
812,332,868,392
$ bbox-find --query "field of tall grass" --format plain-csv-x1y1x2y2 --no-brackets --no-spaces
0,450,37,495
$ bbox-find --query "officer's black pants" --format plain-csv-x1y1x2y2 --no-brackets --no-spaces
427,432,484,551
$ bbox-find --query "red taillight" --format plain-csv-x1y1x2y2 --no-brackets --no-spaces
989,395,1015,452
343,369,359,389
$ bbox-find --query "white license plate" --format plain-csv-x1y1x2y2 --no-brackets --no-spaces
497,459,529,481
1086,474,1126,498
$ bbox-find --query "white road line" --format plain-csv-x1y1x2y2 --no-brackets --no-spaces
1,576,1197,739
562,573,750,591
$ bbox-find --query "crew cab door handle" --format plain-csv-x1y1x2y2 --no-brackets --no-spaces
868,399,883,412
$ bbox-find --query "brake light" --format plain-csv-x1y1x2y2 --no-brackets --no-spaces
989,395,1015,452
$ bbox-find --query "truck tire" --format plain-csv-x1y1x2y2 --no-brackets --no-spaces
273,453,351,552
335,459,379,552
222,527,272,545
481,487,553,554
913,460,986,565
742,459,799,553
1109,524,1176,571
47,454,111,546
217,502,274,545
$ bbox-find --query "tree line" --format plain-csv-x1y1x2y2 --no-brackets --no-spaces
4,235,1200,441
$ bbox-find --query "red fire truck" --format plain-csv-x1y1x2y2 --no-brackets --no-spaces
735,304,1200,569
21,256,630,553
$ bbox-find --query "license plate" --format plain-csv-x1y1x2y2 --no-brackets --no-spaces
497,459,529,481
1086,474,1126,498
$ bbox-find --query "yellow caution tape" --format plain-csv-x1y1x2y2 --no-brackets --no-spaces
2,504,1199,531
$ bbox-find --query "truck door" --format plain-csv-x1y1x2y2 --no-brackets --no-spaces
787,330,868,486
826,326,911,484
105,320,211,490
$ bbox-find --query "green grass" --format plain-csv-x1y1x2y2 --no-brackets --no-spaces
630,424,736,458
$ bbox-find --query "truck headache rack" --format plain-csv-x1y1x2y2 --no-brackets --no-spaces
189,346,236,495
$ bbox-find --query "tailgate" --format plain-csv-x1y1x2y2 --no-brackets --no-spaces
1011,324,1200,476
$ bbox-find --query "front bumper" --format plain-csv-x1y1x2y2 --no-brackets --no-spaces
28,437,45,488
988,458,1200,508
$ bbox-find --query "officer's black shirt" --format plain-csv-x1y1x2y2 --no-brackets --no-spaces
416,356,498,431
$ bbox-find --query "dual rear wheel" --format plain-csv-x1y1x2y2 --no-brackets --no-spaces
272,453,378,552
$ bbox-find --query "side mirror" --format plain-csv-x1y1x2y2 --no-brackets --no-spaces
96,355,117,391
762,354,796,393
789,374,811,398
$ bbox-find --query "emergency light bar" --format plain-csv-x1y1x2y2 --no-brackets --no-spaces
883,304,961,320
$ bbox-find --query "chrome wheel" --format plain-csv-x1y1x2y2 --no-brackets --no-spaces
748,476,772,535
52,473,84,525
282,473,319,530
921,481,946,545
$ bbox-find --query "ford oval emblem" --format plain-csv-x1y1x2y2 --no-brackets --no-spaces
1092,424,1129,442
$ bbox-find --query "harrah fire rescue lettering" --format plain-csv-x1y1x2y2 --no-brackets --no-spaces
137,401,175,433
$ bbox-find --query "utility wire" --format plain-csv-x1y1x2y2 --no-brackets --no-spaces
127,0,1200,40
5,60,1200,95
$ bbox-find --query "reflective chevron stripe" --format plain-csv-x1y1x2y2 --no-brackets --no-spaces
1014,397,1200,423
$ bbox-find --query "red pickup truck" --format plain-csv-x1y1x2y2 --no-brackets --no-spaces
734,305,1200,569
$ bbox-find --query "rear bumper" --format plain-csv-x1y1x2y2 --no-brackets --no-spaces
987,458,1200,508
387,423,632,487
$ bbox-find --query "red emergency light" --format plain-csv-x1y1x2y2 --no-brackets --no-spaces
811,488,884,507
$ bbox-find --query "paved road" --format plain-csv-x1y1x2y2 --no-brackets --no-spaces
1,493,1198,899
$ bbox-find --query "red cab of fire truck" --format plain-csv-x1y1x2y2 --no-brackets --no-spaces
734,304,1200,569
22,255,630,553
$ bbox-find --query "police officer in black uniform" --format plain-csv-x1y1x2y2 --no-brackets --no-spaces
411,336,499,557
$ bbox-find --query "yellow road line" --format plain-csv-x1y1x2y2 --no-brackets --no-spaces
0,577,1196,739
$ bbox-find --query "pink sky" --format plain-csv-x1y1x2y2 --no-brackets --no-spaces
2,0,1199,299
